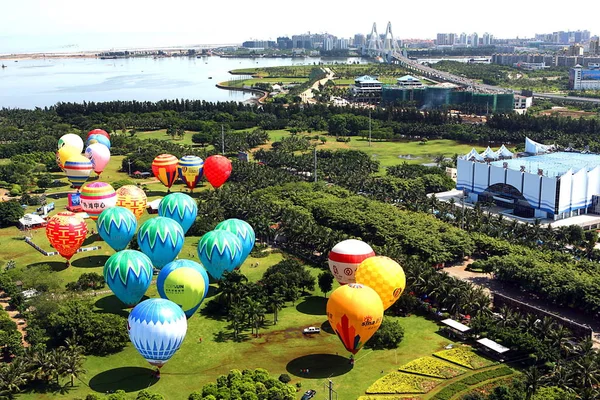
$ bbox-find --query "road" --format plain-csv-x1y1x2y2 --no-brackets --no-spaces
533,92,600,104
300,68,334,103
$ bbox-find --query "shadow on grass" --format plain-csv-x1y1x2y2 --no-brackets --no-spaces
95,295,147,317
71,255,110,268
82,235,102,246
22,380,72,395
213,329,250,343
296,296,326,316
320,320,334,335
286,354,353,379
206,285,218,299
89,367,158,393
28,261,69,272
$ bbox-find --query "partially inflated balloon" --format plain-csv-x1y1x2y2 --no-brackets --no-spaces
104,250,153,307
97,207,138,251
63,155,93,189
327,283,383,354
197,230,243,280
79,182,116,220
85,143,111,175
328,239,375,285
46,211,87,261
58,133,84,153
355,256,406,310
203,155,232,189
157,260,208,318
128,298,187,368
158,193,198,234
215,219,255,263
115,185,147,220
87,129,110,140
138,217,185,269
87,134,111,149
56,145,81,171
152,154,179,190
177,155,204,191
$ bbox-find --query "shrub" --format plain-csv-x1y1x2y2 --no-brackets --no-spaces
399,357,466,379
431,382,469,400
366,372,442,394
366,318,405,350
9,184,22,196
433,347,496,369
460,366,513,385
278,373,291,383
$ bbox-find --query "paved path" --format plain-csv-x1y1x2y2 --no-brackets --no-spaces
300,68,334,103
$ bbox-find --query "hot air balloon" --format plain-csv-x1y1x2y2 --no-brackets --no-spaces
158,193,198,234
58,133,84,153
203,155,232,189
157,259,208,318
328,239,375,285
79,182,116,220
138,217,185,269
56,145,81,171
97,207,138,251
85,143,111,175
104,250,153,307
63,155,93,190
86,134,111,149
215,218,255,263
115,185,147,220
87,128,110,140
326,283,384,355
152,154,179,191
128,298,187,368
177,155,204,192
46,211,87,261
197,230,243,280
355,256,406,310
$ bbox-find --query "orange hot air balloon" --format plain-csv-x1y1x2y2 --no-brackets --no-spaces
45,211,88,261
115,185,147,220
355,256,406,310
152,154,179,190
327,283,383,355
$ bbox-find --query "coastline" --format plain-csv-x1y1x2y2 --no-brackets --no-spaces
215,83,268,104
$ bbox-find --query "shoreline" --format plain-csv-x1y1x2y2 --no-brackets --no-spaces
215,83,267,104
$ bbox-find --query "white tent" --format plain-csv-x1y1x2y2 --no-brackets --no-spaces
146,198,162,214
495,144,514,159
19,214,46,229
481,146,499,160
525,137,552,154
464,148,484,162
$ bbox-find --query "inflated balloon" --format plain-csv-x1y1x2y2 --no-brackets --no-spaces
152,154,179,190
157,259,208,318
203,155,232,189
177,155,204,191
45,211,87,261
56,145,81,171
215,219,255,263
86,134,111,149
104,250,153,307
128,298,187,368
328,239,375,285
115,185,147,220
97,207,138,251
355,256,406,310
197,230,243,280
58,133,84,153
79,182,116,220
87,129,110,140
85,143,111,175
63,155,93,189
138,217,185,269
327,283,384,354
158,193,197,234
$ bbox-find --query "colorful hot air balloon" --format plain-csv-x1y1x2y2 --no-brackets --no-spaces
327,283,384,355
158,193,198,234
86,134,111,149
45,211,87,261
128,298,187,368
355,256,406,310
56,145,81,172
97,207,138,251
63,155,93,190
203,155,232,189
177,155,204,191
197,230,243,280
87,128,110,140
215,219,255,263
152,154,179,191
157,260,208,318
137,217,185,269
104,250,153,307
85,143,111,175
79,182,116,220
115,185,147,220
328,239,375,285
58,133,84,153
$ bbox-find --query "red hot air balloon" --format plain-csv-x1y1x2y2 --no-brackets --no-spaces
152,154,179,191
87,129,110,140
45,211,88,262
203,155,232,189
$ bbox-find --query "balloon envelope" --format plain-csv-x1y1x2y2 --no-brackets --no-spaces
56,145,80,171
58,134,84,153
203,155,232,189
104,250,153,307
87,134,111,149
85,143,111,175
128,298,187,368
97,206,138,251
138,217,185,269
158,193,198,234
152,154,179,189
328,239,375,285
45,211,87,260
215,218,255,263
115,185,147,220
197,230,243,280
327,283,383,355
157,259,208,318
87,129,110,140
79,182,116,220
63,155,93,189
177,155,204,191
355,256,406,310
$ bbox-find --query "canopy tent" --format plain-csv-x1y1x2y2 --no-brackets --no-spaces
19,214,47,229
525,137,553,154
495,144,514,159
441,318,471,333
481,146,499,160
146,198,162,214
476,338,510,354
464,148,484,162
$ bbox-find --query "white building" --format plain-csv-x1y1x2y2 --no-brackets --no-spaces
396,75,423,87
514,95,533,112
569,64,600,90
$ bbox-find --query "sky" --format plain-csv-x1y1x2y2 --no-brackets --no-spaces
1,0,598,52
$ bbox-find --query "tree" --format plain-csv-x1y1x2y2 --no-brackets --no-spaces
192,132,213,147
318,272,333,298
523,366,544,400
0,201,24,228
267,292,285,325
365,318,405,350
36,173,53,189
61,339,86,386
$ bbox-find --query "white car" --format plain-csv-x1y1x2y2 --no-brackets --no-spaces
303,326,321,334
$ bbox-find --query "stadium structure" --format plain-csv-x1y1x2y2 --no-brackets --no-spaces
457,138,600,220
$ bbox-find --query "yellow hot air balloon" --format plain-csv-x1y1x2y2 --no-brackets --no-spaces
355,256,406,310
56,145,80,171
326,283,383,354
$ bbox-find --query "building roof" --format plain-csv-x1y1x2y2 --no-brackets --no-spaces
355,75,381,83
441,318,471,332
481,146,499,160
147,198,162,210
397,75,421,82
19,214,46,227
465,148,484,162
525,137,553,154
477,338,510,354
496,144,514,158
491,152,600,178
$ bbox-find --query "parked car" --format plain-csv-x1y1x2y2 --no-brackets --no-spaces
303,327,320,334
301,389,316,400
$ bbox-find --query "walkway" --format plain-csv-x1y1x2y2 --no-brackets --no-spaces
300,68,334,103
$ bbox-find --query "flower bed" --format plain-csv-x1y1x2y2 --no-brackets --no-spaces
359,396,421,400
366,371,443,394
433,347,497,369
399,356,466,379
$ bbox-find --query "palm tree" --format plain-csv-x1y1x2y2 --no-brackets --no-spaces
227,304,245,340
245,298,266,338
523,366,544,400
0,360,27,397
61,339,86,387
267,292,286,325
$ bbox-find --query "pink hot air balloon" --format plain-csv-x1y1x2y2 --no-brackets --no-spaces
85,143,111,175
328,239,375,285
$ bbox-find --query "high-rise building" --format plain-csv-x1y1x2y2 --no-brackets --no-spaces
436,33,455,45
471,33,479,47
336,38,349,50
354,33,366,47
590,38,600,55
568,44,584,56
459,33,468,45
324,37,334,51
277,37,293,49
482,33,493,46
